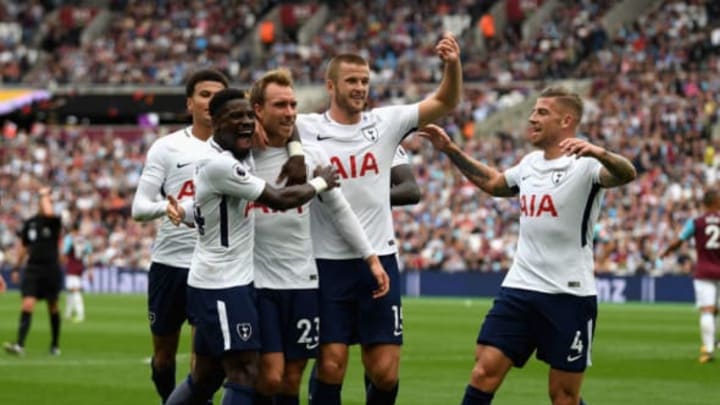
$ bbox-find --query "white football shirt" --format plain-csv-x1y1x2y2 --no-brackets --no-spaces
502,152,604,296
252,143,374,289
296,105,418,259
132,127,209,268
188,140,266,289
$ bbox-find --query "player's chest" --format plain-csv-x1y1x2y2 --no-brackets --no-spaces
517,169,587,217
26,223,54,243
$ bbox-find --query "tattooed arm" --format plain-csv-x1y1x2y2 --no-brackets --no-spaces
419,124,516,197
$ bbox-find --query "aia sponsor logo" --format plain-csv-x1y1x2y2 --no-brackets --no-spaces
329,152,379,178
519,194,558,217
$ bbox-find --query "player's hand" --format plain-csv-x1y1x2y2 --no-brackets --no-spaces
166,195,184,226
0,275,6,293
10,270,19,285
436,32,460,64
417,124,453,152
559,138,605,159
366,255,390,299
253,121,269,150
313,165,340,190
278,155,307,186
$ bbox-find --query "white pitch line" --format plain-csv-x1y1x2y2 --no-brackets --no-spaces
0,353,190,367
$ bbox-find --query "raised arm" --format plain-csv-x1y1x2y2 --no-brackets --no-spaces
417,32,463,127
419,124,516,197
38,187,54,216
277,125,307,186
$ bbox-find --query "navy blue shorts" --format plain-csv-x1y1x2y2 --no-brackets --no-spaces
147,262,189,336
317,254,403,345
187,284,260,357
257,288,319,360
478,287,597,372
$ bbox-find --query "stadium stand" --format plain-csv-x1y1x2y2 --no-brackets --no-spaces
2,0,720,280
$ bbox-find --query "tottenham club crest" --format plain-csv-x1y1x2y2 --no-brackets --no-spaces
551,170,565,185
361,126,379,143
236,323,252,341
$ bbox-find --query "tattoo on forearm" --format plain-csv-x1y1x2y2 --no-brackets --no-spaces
447,149,491,182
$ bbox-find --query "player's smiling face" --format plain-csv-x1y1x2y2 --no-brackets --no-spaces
188,80,227,127
255,82,297,143
331,62,370,115
527,97,564,148
214,98,255,160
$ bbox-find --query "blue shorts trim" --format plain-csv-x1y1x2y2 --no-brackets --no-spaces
148,262,189,335
187,284,260,357
317,254,403,345
257,288,319,360
477,287,597,372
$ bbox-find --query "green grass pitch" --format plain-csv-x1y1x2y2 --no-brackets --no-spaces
0,293,717,404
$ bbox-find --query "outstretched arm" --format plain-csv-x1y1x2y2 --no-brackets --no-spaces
417,32,463,127
659,238,684,259
559,138,637,188
419,124,516,197
256,165,338,211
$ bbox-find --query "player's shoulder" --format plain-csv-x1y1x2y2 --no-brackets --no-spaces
295,113,324,127
145,128,190,155
369,103,417,119
303,142,330,165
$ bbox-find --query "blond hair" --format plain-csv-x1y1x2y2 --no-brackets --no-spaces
325,54,369,83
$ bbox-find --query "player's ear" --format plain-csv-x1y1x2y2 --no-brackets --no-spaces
186,97,193,114
326,79,334,93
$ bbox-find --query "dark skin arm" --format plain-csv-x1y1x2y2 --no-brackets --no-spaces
390,164,421,206
277,126,307,186
256,165,339,211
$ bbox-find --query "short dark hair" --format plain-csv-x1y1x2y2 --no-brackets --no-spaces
538,86,584,124
209,88,248,120
703,189,720,207
325,54,369,82
185,69,229,98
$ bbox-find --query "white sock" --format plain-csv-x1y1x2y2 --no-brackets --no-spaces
64,293,75,318
700,312,715,352
73,291,85,320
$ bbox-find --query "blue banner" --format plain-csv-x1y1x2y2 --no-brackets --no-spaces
0,267,696,302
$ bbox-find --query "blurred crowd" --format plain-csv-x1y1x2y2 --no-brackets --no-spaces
2,0,720,276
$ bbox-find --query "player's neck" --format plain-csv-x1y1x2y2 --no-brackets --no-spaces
266,135,286,148
328,106,361,125
190,123,212,141
543,147,564,160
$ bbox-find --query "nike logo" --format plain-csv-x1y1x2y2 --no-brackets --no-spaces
566,353,582,362
305,342,319,350
393,330,403,336
316,135,333,141
521,175,531,181
176,162,192,168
